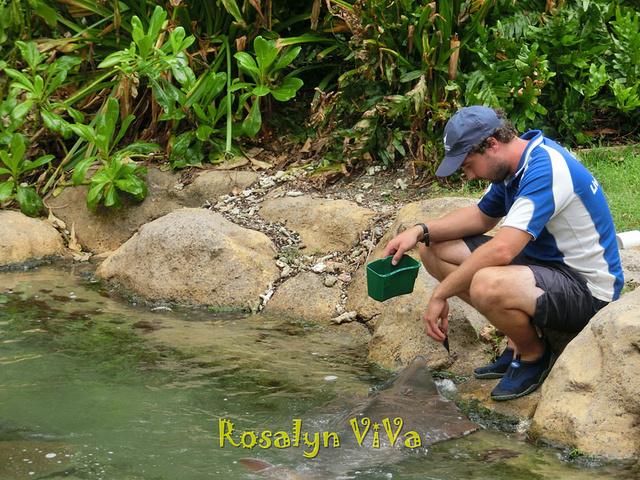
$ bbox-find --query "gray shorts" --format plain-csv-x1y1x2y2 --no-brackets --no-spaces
464,235,608,333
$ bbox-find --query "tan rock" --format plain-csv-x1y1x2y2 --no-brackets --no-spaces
264,271,343,323
0,210,65,266
530,288,640,460
95,209,279,309
346,198,490,374
259,196,376,253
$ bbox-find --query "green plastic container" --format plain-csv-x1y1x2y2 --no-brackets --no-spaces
366,254,420,302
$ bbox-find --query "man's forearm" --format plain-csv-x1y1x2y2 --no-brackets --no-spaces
425,206,500,243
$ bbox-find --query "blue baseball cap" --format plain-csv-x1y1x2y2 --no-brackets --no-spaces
436,106,504,177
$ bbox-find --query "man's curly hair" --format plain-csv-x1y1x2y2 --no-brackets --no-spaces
467,108,519,156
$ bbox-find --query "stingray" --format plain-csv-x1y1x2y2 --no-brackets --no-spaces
238,356,480,479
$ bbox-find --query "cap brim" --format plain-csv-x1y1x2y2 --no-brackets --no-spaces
435,152,466,177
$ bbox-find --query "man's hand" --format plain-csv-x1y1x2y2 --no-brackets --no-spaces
423,296,449,342
381,225,424,265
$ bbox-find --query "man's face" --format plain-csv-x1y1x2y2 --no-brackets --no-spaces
460,143,512,184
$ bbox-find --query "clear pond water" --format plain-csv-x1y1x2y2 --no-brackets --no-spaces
0,262,636,480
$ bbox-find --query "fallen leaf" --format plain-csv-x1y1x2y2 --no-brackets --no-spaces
68,222,82,253
47,209,66,230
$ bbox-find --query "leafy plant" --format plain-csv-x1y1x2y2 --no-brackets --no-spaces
3,41,84,140
232,35,304,137
69,98,158,211
0,133,54,216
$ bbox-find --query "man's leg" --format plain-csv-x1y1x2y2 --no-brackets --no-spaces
468,265,545,361
420,239,544,360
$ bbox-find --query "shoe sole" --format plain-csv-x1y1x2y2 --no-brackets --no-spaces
490,356,556,402
473,371,506,379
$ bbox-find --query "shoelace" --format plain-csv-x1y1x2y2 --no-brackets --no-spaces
505,354,522,379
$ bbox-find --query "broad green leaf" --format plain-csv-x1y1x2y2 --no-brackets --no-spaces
128,177,147,201
192,103,209,122
254,36,278,73
229,81,254,92
98,52,134,69
220,0,244,24
131,16,144,36
253,85,271,97
168,132,196,162
16,41,44,72
65,106,85,123
148,5,167,40
95,98,120,153
9,133,26,165
272,46,301,73
103,184,122,208
16,185,43,217
51,55,83,73
170,27,186,55
117,142,159,155
113,114,136,148
69,124,97,143
12,100,35,122
41,109,71,137
0,151,18,176
5,68,33,88
86,182,105,211
186,72,226,107
0,180,14,200
234,52,260,79
71,157,97,185
23,154,54,172
242,101,262,138
115,176,146,200
270,77,303,101
33,1,58,27
90,169,112,184
33,76,45,98
136,36,153,60
196,125,214,141
47,71,67,97
170,55,196,89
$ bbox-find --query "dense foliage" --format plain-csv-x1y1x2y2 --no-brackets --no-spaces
1,0,638,215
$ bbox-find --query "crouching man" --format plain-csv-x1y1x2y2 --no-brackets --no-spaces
382,106,623,401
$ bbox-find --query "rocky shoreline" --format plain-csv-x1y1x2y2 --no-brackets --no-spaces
1,166,639,466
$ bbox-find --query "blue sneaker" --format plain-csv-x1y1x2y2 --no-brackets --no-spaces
490,344,556,401
473,347,514,379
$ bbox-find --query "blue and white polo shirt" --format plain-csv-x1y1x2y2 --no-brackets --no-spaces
478,130,624,302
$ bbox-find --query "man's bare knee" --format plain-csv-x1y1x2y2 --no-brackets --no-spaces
469,267,507,313
470,266,541,317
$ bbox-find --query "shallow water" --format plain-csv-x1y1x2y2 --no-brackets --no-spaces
0,262,635,480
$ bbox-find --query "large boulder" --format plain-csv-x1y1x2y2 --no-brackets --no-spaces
259,196,376,253
0,211,65,266
46,168,259,253
95,208,279,309
529,288,640,460
345,197,491,374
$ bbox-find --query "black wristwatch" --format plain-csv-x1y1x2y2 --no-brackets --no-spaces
415,223,429,246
